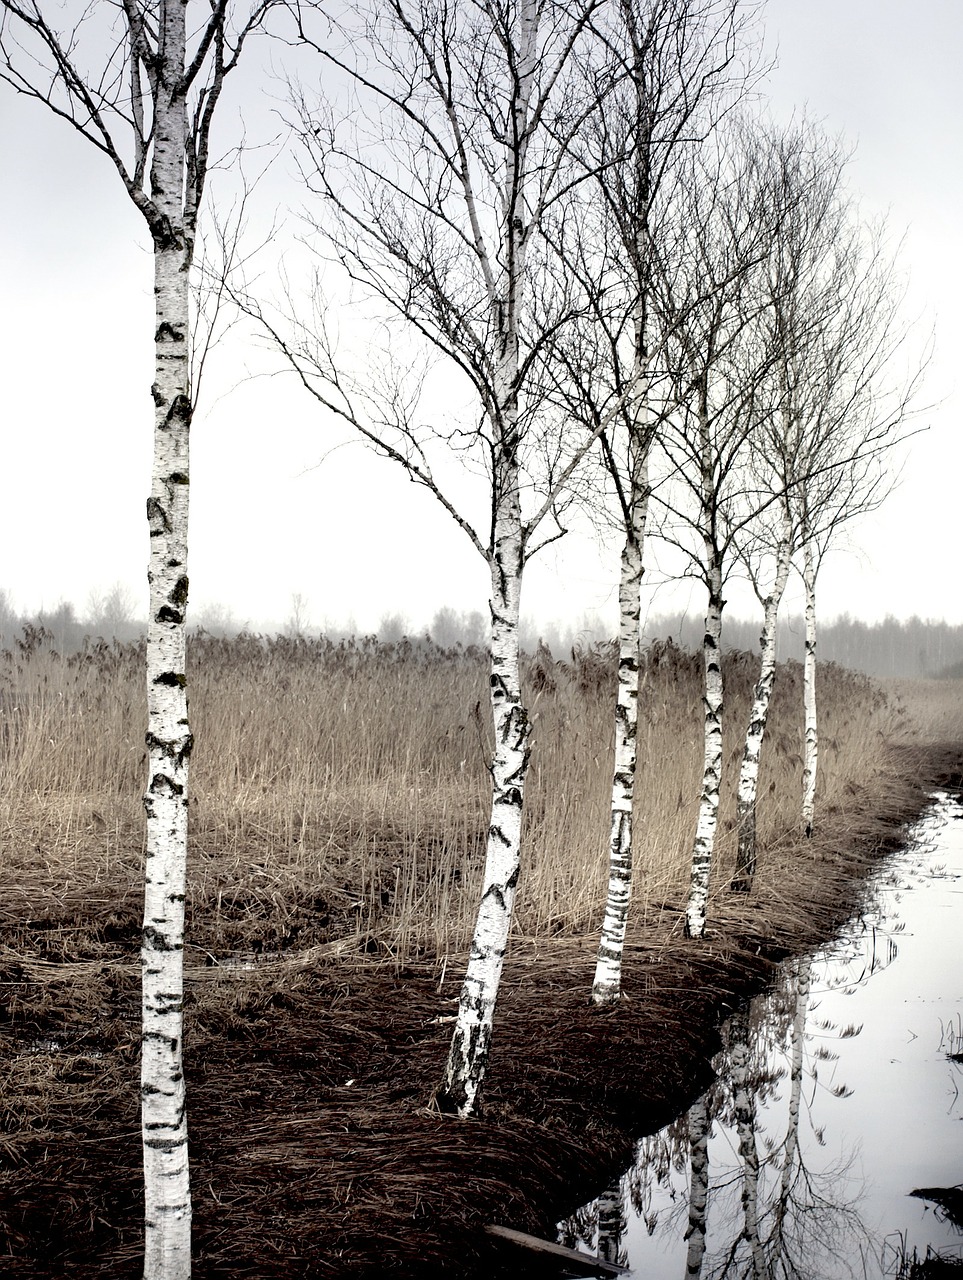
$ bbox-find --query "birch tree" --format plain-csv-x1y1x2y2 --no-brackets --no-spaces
0,4,273,1275
786,223,923,839
255,0,615,1116
557,0,760,1004
650,120,800,938
730,127,850,893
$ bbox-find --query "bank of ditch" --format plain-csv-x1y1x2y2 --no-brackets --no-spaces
1,636,961,1276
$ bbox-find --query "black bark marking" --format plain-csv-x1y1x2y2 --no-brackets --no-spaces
142,1031,179,1049
164,394,192,429
146,730,193,763
155,320,185,344
146,496,171,534
492,549,509,601
488,823,511,848
490,673,510,702
169,575,189,607
153,671,187,688
148,210,181,252
144,1137,187,1153
156,605,183,624
143,925,183,952
146,771,185,798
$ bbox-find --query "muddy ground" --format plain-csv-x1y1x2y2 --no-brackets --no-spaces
2,743,962,1278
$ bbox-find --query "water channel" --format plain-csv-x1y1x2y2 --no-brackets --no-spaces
557,792,963,1279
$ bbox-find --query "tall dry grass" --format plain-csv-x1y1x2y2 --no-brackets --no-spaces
884,676,963,745
0,630,912,964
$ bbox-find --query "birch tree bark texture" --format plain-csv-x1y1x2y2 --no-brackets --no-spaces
438,497,531,1116
731,506,793,893
0,4,274,1273
141,19,193,1268
685,548,724,939
802,536,818,838
596,1173,628,1268
591,446,647,1003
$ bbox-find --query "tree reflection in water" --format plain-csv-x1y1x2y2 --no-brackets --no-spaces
561,957,876,1279
560,798,963,1279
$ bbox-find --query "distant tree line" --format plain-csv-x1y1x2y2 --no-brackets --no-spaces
641,611,963,680
2,588,960,680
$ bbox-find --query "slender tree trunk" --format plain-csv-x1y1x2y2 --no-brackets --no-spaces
685,548,724,939
141,10,193,1276
729,1010,767,1280
685,1092,711,1279
802,538,818,838
731,510,793,893
592,436,648,1003
436,0,537,1118
437,513,529,1116
591,10,658,1001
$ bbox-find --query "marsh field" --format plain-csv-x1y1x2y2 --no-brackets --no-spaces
1,632,962,1277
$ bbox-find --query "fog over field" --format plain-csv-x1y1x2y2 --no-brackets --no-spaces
0,0,959,634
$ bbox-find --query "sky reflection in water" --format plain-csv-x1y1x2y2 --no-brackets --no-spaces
563,794,963,1279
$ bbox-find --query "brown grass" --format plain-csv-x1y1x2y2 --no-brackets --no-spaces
885,675,963,744
0,632,912,964
1,632,958,1277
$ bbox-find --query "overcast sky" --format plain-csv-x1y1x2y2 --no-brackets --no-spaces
1,0,960,636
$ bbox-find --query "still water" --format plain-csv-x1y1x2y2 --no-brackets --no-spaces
561,793,963,1278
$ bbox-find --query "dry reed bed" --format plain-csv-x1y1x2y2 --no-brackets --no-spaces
0,632,911,959
1,634,959,1277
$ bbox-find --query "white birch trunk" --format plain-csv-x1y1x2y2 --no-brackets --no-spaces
437,518,529,1116
141,9,193,1274
684,1093,711,1279
802,539,818,838
685,552,724,939
731,510,793,893
591,438,648,1004
438,0,537,1115
729,1011,767,1280
591,31,656,1002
